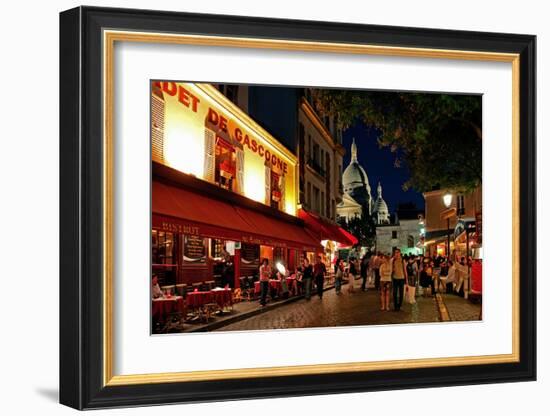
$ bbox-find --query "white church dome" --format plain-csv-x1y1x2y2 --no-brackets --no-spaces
373,182,390,224
342,138,371,194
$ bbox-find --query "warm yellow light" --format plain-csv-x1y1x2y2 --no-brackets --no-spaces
244,173,265,203
443,192,453,208
285,200,296,216
163,125,204,178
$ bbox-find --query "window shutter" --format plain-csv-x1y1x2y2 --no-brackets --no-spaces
236,148,245,195
151,94,165,163
264,165,271,205
280,174,285,211
203,129,215,182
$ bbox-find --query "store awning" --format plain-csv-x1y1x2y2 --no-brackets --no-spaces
423,229,451,246
152,180,321,252
337,227,359,247
298,209,357,247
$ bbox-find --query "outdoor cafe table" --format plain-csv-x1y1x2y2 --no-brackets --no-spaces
187,289,233,309
285,276,297,292
152,296,185,322
211,288,233,308
186,291,214,309
254,279,283,294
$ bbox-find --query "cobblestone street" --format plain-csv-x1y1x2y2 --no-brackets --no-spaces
216,284,481,332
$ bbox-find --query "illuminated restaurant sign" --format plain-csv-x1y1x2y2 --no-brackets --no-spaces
154,81,289,175
151,81,297,215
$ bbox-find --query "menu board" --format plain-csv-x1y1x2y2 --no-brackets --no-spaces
183,235,206,263
240,243,259,264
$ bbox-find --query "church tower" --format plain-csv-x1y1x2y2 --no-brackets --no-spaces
339,138,373,217
373,181,390,224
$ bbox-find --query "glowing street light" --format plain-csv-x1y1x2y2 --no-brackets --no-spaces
442,192,454,258
443,192,453,208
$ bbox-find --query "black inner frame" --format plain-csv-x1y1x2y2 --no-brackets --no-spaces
59,6,536,410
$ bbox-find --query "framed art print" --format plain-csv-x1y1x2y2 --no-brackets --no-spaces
59,6,536,410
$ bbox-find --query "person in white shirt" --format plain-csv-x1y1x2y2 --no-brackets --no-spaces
445,260,457,293
379,254,392,311
151,275,164,299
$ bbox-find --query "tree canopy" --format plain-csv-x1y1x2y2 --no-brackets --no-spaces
312,90,482,193
338,214,376,249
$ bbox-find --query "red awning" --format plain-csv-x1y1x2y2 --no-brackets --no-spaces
337,227,359,247
152,181,320,252
298,209,357,247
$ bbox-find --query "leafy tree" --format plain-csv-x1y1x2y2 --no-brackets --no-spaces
340,214,377,249
313,90,482,193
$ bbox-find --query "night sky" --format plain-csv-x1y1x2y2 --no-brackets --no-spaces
342,121,425,213
243,84,425,214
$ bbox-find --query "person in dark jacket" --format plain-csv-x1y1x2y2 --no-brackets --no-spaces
313,256,327,299
360,254,369,291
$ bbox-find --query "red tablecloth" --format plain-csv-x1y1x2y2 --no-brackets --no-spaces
186,291,214,308
285,276,297,291
211,288,233,308
187,289,234,309
152,296,185,322
254,279,282,294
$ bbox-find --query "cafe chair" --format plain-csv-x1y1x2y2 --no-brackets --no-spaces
191,282,202,292
202,302,219,322
175,283,187,297
205,280,216,290
160,285,175,296
233,288,243,303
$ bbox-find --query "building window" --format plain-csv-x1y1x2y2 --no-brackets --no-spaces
152,230,175,265
152,230,176,286
407,235,414,248
210,239,224,259
313,143,319,165
270,171,284,210
214,136,237,191
313,186,320,213
457,194,466,216
321,191,325,216
391,231,398,239
307,182,311,208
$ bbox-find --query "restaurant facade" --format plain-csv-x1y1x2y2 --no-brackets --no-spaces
151,81,349,289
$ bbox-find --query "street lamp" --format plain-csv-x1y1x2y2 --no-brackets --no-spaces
443,192,453,257
443,193,453,209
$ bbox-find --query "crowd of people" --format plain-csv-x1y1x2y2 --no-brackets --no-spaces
258,255,328,306
366,250,472,311
256,250,473,311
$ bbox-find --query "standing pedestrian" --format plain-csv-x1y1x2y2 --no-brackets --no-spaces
446,260,456,293
379,254,392,311
302,257,314,300
259,258,272,307
360,254,369,291
348,257,357,294
405,255,418,304
372,252,382,290
334,258,344,295
455,257,467,297
391,249,407,311
313,256,327,299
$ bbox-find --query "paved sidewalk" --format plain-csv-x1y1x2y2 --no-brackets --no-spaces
162,284,482,334
218,286,442,332
438,293,482,321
